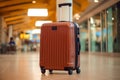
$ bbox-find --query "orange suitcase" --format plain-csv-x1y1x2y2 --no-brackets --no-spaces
40,22,81,75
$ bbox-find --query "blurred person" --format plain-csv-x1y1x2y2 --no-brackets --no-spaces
9,37,16,46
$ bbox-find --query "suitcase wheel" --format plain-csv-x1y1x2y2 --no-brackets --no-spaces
41,68,46,74
68,69,73,75
49,69,53,74
76,68,81,74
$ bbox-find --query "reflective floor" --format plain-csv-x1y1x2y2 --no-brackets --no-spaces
0,52,120,80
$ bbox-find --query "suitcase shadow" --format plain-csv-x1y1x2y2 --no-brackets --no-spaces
41,71,77,76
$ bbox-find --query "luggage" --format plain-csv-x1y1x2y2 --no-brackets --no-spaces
40,22,81,75
40,2,81,75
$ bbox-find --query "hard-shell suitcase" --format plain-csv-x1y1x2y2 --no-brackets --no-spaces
40,22,80,75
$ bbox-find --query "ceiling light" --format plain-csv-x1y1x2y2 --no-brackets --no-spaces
32,0,36,4
27,8,48,16
90,17,94,24
107,11,109,13
76,17,79,20
35,21,52,26
94,0,99,3
74,14,81,20
112,17,114,21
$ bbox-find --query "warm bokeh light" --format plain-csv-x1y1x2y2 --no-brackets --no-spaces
20,33,30,39
94,0,99,3
32,0,36,4
74,14,81,20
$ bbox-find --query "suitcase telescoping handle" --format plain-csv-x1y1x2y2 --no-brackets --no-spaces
58,3,72,7
58,3,72,21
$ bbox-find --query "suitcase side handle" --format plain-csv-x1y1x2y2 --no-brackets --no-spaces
77,37,81,55
77,27,80,55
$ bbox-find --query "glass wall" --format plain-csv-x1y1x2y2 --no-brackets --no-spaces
107,7,114,52
79,1,120,53
101,10,107,52
79,21,88,52
90,14,101,52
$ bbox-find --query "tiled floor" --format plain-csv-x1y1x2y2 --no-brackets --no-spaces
0,52,120,80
